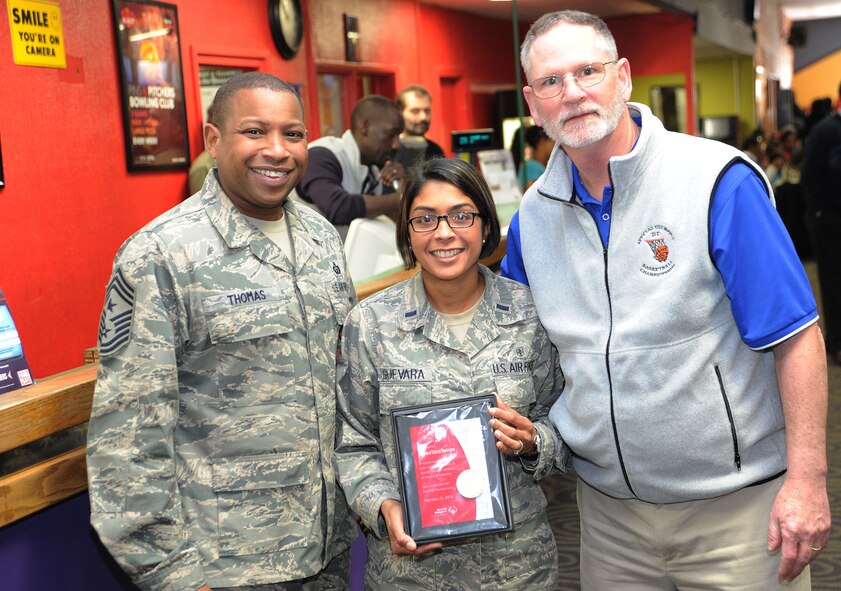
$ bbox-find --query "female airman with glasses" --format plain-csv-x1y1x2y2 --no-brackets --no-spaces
335,157,567,590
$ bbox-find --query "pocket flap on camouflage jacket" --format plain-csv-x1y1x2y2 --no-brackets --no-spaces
211,451,313,492
205,299,295,344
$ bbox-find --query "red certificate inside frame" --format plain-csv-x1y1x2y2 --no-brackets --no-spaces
391,395,513,544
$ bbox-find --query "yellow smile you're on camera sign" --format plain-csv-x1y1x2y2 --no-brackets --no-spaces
7,0,66,68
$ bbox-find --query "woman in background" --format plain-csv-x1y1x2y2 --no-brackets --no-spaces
513,125,554,189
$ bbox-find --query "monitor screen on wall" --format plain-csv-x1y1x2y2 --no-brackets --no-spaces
699,116,739,147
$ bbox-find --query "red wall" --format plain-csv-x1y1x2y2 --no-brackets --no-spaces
0,0,522,377
0,1,695,378
415,4,523,149
307,0,521,151
607,12,697,134
0,0,310,377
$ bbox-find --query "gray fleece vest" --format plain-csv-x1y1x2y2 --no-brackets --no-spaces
521,103,786,503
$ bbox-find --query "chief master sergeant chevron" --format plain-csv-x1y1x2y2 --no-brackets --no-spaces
87,72,358,591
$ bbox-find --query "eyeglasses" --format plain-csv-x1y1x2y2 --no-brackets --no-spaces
529,61,617,99
408,211,483,232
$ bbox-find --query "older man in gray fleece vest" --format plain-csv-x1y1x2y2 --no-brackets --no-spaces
502,10,829,590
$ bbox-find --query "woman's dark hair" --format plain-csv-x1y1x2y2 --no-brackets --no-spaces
396,158,501,269
524,125,548,149
511,125,548,170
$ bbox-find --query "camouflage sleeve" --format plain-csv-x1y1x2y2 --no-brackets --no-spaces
335,303,400,537
522,325,570,479
86,233,206,591
340,242,358,309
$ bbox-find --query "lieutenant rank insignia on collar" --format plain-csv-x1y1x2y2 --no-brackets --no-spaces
98,268,135,356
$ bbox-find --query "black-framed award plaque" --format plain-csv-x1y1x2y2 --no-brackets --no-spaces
391,394,513,544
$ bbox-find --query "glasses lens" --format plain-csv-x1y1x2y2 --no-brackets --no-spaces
412,214,438,231
409,212,478,232
532,75,563,99
576,63,607,88
447,212,475,228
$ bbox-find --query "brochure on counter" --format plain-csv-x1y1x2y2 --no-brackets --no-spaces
477,149,522,204
0,289,33,394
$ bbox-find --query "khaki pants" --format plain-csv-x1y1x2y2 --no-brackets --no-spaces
577,475,810,591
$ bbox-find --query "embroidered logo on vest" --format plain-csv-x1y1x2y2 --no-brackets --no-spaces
637,225,675,276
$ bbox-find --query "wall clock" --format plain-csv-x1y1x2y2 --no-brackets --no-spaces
269,0,303,60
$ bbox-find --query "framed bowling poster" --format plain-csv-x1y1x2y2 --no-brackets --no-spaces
112,0,190,170
391,394,513,544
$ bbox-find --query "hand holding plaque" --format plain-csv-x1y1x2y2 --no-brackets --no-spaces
379,498,444,556
391,395,513,544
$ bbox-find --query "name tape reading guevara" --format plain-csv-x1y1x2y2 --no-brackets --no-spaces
7,0,66,69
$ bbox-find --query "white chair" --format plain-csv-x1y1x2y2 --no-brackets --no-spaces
343,216,403,283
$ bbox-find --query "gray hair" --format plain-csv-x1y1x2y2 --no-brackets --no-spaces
520,10,618,79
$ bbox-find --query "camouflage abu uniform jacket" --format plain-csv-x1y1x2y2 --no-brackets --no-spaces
87,173,358,591
336,266,568,590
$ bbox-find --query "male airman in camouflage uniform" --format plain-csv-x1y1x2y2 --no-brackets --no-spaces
335,266,567,590
87,73,357,591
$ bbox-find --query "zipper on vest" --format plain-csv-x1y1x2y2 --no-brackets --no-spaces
569,192,637,497
714,365,742,471
577,193,637,498
602,245,636,497
591,167,637,499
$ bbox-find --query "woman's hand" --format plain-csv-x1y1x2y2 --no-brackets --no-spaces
489,394,539,456
380,499,443,556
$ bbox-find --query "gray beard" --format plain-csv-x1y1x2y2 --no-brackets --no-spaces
541,94,626,149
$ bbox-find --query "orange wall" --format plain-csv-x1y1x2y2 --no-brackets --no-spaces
309,0,419,67
792,50,841,111
0,1,695,378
